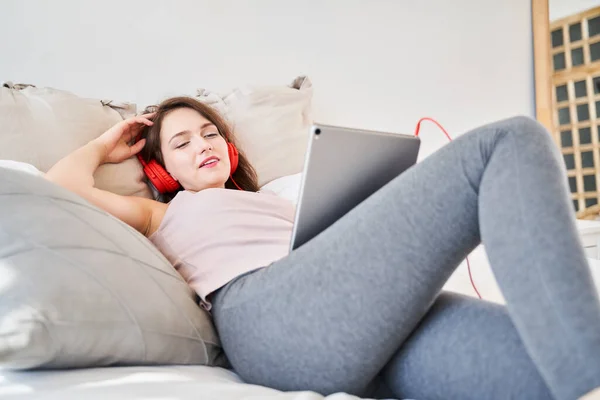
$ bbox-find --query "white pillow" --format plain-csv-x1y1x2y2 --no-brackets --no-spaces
195,76,313,187
0,167,226,370
260,172,302,205
0,160,44,177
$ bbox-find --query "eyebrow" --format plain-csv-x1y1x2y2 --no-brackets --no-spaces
168,122,216,144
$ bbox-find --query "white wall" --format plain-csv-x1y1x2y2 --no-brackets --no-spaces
0,0,534,159
550,0,598,22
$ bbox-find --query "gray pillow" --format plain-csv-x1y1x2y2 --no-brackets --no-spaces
0,167,226,369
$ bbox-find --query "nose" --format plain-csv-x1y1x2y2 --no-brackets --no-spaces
191,135,212,153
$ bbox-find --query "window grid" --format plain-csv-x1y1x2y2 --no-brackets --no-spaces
551,7,600,214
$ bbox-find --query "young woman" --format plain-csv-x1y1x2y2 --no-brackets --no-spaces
46,96,600,400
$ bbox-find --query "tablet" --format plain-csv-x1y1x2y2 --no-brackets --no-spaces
289,123,421,251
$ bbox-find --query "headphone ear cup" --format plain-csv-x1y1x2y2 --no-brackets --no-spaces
227,142,239,175
135,135,180,194
145,160,181,194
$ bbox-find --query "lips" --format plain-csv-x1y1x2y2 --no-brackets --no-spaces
199,156,219,168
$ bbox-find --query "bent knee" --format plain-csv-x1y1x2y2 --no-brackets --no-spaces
480,115,557,158
498,115,552,143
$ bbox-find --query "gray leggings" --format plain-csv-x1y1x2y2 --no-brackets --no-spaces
211,116,600,400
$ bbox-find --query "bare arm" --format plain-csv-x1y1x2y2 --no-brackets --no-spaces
46,114,160,235
46,139,109,191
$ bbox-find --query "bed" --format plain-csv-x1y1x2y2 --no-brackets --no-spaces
2,79,600,400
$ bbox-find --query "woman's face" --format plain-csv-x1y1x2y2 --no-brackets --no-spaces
160,107,230,192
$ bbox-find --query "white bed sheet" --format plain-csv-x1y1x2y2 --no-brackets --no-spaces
0,365,365,400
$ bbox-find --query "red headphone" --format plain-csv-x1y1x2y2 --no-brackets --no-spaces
136,141,241,194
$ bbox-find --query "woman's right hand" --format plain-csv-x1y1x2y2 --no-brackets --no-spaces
93,113,155,164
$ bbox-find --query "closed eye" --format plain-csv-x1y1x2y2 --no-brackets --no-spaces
176,141,189,149
205,133,219,138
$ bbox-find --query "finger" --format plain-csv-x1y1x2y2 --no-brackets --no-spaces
124,122,150,141
125,128,145,143
103,118,138,142
122,115,153,127
135,116,154,126
126,117,153,127
130,138,146,155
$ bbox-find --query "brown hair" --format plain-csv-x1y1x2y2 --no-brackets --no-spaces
138,96,259,202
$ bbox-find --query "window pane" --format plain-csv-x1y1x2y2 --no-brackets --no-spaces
574,200,579,212
569,176,578,193
595,76,600,94
575,80,587,98
592,42,600,62
572,47,584,67
589,16,600,38
559,107,571,125
570,23,582,42
578,104,590,122
552,28,564,47
556,84,569,102
586,198,598,207
580,127,592,144
584,175,597,192
582,150,595,168
564,153,575,169
561,130,573,147
597,101,600,120
554,52,566,71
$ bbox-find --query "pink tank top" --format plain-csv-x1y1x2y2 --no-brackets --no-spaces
149,188,295,310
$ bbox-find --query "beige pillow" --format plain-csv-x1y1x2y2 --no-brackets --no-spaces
195,76,313,187
0,82,153,198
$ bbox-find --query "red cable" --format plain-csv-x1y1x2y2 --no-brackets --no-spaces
414,117,482,299
466,257,482,299
414,117,453,140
